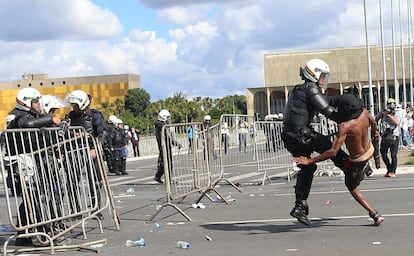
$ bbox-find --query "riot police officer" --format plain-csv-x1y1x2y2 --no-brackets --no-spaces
281,59,349,226
154,109,182,184
65,90,105,219
5,88,61,246
103,115,118,174
110,118,129,175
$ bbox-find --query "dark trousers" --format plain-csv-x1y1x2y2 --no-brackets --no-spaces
132,141,140,157
155,146,173,181
380,136,399,174
221,135,228,154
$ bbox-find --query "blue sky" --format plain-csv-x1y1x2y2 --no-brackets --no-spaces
0,0,409,101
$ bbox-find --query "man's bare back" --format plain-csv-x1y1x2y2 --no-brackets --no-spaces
343,109,376,160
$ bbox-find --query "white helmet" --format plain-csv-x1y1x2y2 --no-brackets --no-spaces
204,115,212,122
301,59,330,89
277,113,284,120
116,118,123,125
65,90,90,111
158,109,171,122
108,115,117,124
40,95,66,114
124,125,129,130
16,87,42,111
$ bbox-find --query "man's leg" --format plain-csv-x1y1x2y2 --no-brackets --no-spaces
389,139,399,174
380,139,392,174
349,187,384,225
345,162,384,226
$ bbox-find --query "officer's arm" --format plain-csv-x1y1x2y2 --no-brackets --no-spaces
95,120,105,144
19,115,54,128
309,86,338,120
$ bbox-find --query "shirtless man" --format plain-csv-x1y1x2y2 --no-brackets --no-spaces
294,94,384,226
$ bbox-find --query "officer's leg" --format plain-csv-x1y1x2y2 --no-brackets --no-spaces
289,163,316,226
294,163,317,203
112,150,122,175
106,150,115,173
121,157,128,175
154,153,164,183
281,132,313,226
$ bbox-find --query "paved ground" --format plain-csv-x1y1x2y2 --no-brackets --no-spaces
1,150,414,255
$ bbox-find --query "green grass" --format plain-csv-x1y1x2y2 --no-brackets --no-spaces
405,157,414,165
400,149,414,165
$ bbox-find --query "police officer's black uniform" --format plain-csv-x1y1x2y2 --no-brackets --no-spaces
103,121,116,173
281,80,349,226
154,119,181,183
6,107,57,245
66,107,105,218
110,125,129,175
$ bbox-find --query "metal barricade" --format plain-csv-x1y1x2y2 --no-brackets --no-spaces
0,126,118,255
149,122,234,221
254,120,295,184
251,117,342,185
194,123,235,204
216,114,257,186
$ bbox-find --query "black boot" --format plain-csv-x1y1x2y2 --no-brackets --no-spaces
15,237,33,246
290,200,311,226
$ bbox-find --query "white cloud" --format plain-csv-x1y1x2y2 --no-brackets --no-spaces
0,0,122,41
139,0,245,9
158,6,203,25
170,22,218,63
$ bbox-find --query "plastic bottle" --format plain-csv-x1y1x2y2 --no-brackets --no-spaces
176,240,190,249
125,238,146,247
154,222,162,229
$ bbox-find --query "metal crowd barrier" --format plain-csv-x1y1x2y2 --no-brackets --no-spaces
253,120,296,184
0,126,119,255
149,122,237,221
220,114,342,185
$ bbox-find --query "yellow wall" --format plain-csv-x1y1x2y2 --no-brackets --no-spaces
0,82,131,130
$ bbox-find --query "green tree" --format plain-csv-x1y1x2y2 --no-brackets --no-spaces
234,95,247,114
124,88,150,117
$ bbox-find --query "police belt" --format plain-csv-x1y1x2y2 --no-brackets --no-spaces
283,126,310,133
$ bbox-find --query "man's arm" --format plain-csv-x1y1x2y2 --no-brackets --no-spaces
368,112,379,137
294,123,348,165
368,111,381,169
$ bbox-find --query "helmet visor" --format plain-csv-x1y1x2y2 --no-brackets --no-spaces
319,72,330,90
